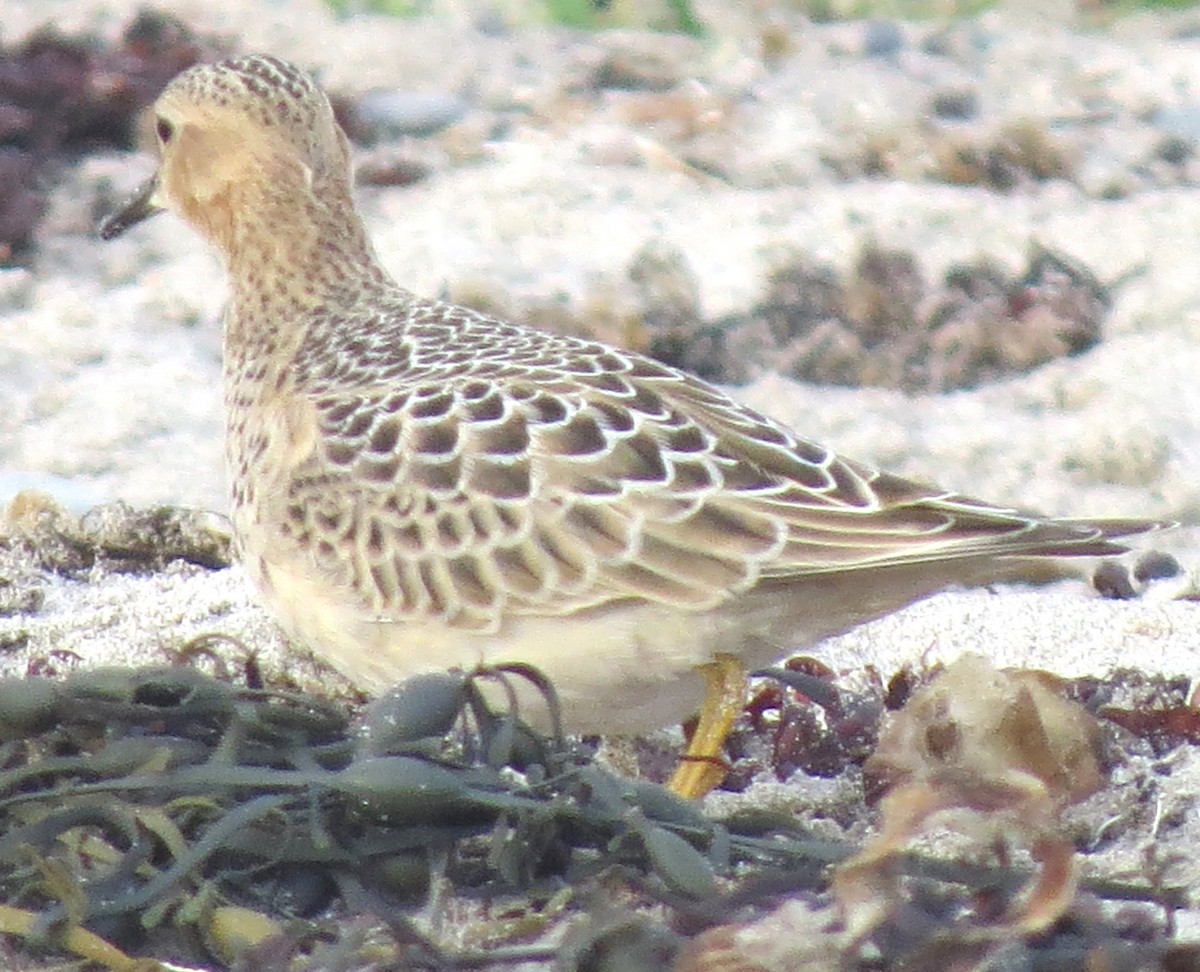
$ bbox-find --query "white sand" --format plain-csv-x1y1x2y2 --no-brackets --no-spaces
1,4,1199,962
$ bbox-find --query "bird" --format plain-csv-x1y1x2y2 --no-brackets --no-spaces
101,54,1165,796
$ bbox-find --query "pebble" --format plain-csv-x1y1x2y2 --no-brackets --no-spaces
862,19,906,57
349,90,468,142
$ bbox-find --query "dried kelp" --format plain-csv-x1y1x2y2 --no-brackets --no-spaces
0,11,224,265
647,241,1114,392
0,655,1193,971
1,492,232,575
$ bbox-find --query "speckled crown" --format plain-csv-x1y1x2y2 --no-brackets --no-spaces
166,54,328,132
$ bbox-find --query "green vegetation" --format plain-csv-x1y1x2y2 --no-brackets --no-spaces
323,0,427,16
542,0,612,29
794,0,989,18
322,0,703,32
319,0,1200,27
536,0,705,33
666,0,706,35
793,0,1200,15
1101,0,1200,8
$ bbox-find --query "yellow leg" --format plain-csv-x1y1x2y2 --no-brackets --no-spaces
668,653,747,800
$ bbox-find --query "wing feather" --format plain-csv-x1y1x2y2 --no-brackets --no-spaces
279,335,1130,630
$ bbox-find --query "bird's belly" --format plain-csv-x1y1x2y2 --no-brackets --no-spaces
241,540,1022,734
239,546,795,733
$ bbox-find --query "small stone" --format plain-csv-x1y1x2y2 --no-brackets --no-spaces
930,87,979,121
862,20,905,58
1155,134,1193,167
1133,551,1182,584
1093,561,1137,600
348,90,468,143
354,148,432,187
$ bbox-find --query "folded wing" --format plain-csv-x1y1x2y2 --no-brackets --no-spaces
278,344,1151,631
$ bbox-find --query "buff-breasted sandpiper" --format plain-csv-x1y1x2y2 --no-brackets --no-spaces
102,55,1166,795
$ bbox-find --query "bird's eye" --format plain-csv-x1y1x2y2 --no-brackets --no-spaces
155,118,174,143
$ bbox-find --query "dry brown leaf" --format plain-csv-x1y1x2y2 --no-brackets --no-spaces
834,654,1105,943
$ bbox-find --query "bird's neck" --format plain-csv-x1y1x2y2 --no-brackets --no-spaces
219,178,390,355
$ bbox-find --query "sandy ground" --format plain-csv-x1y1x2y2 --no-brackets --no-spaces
2,0,1200,966
6,1,1200,519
